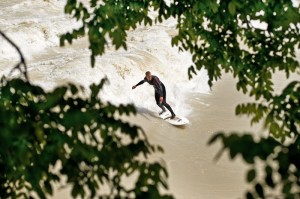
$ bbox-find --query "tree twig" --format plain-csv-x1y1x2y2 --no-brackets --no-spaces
0,30,29,81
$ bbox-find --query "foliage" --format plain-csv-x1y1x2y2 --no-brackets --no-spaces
0,32,172,198
235,81,300,142
62,0,300,198
216,81,300,198
209,133,300,199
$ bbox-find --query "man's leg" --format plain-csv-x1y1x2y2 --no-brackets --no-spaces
155,92,166,114
162,101,175,117
161,84,176,118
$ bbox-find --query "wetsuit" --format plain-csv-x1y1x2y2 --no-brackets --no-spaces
136,75,175,116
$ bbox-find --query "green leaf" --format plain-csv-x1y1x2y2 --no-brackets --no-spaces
188,65,197,80
209,2,218,13
283,181,292,194
69,84,78,95
270,122,280,136
247,169,256,183
265,173,275,188
91,55,95,68
255,183,264,198
44,181,53,195
228,1,236,16
246,192,254,199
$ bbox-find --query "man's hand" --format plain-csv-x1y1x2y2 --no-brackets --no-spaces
132,85,136,89
159,96,163,103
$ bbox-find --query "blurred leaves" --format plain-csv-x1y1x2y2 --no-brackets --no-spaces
209,132,300,198
9,0,300,198
0,78,172,198
235,81,300,142
62,0,299,96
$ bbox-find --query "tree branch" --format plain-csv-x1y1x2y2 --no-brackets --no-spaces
0,30,29,81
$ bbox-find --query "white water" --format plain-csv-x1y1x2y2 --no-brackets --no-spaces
0,0,210,118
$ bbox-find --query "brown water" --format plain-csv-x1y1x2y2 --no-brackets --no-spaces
133,74,260,199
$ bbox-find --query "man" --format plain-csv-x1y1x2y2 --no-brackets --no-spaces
132,71,176,119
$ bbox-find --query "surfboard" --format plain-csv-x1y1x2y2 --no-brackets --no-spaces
158,112,189,126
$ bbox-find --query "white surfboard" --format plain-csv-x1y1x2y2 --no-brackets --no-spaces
158,112,189,126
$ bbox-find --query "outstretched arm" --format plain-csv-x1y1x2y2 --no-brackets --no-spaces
132,79,145,89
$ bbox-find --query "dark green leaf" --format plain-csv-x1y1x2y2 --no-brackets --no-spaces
247,169,256,183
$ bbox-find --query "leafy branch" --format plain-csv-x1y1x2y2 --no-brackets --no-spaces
0,30,172,198
59,1,300,198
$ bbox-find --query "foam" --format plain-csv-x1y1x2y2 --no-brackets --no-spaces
83,25,210,116
0,0,80,60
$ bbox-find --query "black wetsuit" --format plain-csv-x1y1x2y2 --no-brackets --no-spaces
136,75,175,116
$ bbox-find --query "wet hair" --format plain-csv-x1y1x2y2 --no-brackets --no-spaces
145,71,151,76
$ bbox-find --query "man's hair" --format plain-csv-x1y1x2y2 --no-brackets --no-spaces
145,71,151,76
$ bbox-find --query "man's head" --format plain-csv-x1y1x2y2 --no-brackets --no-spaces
145,71,152,81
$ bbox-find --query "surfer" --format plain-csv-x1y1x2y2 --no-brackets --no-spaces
132,71,176,119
